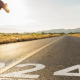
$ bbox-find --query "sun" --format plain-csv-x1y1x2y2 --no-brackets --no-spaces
2,0,26,26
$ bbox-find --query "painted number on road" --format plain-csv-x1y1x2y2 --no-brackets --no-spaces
0,63,45,79
0,62,80,79
54,65,80,76
0,63,5,69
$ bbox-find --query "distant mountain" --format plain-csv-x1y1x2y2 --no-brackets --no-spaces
0,28,80,33
37,28,80,33
0,28,22,33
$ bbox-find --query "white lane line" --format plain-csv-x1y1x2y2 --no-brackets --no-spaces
0,36,63,74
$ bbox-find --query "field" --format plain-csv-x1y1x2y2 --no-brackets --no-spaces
0,33,63,44
67,33,80,37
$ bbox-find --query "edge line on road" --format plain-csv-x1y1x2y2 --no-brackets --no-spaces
0,36,64,74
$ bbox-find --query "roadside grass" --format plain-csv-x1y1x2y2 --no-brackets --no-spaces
67,33,80,37
0,33,62,44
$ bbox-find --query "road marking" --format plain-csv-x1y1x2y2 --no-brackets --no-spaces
0,36,63,74
54,65,80,76
0,63,5,69
18,79,34,80
0,63,45,78
0,78,14,80
0,78,33,80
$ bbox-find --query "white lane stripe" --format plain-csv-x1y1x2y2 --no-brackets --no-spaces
0,36,63,74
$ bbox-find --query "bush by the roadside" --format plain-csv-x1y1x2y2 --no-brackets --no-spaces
67,33,80,37
0,33,63,44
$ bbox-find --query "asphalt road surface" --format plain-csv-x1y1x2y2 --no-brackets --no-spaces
0,35,80,80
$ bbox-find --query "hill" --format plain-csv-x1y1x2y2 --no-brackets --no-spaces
0,28,80,33
37,28,80,33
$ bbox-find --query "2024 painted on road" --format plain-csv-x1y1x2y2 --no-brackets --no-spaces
0,62,79,79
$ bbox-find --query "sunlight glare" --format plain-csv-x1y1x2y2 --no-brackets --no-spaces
2,0,26,26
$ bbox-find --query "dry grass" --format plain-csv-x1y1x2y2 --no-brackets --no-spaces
0,33,62,44
67,33,80,37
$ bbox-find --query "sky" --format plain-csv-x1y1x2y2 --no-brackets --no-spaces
0,0,80,32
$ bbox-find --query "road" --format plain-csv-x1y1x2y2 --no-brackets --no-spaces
0,35,80,80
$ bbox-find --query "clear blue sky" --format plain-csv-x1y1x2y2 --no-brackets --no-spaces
0,0,80,32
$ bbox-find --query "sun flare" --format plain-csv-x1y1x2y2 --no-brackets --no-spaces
1,0,26,26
